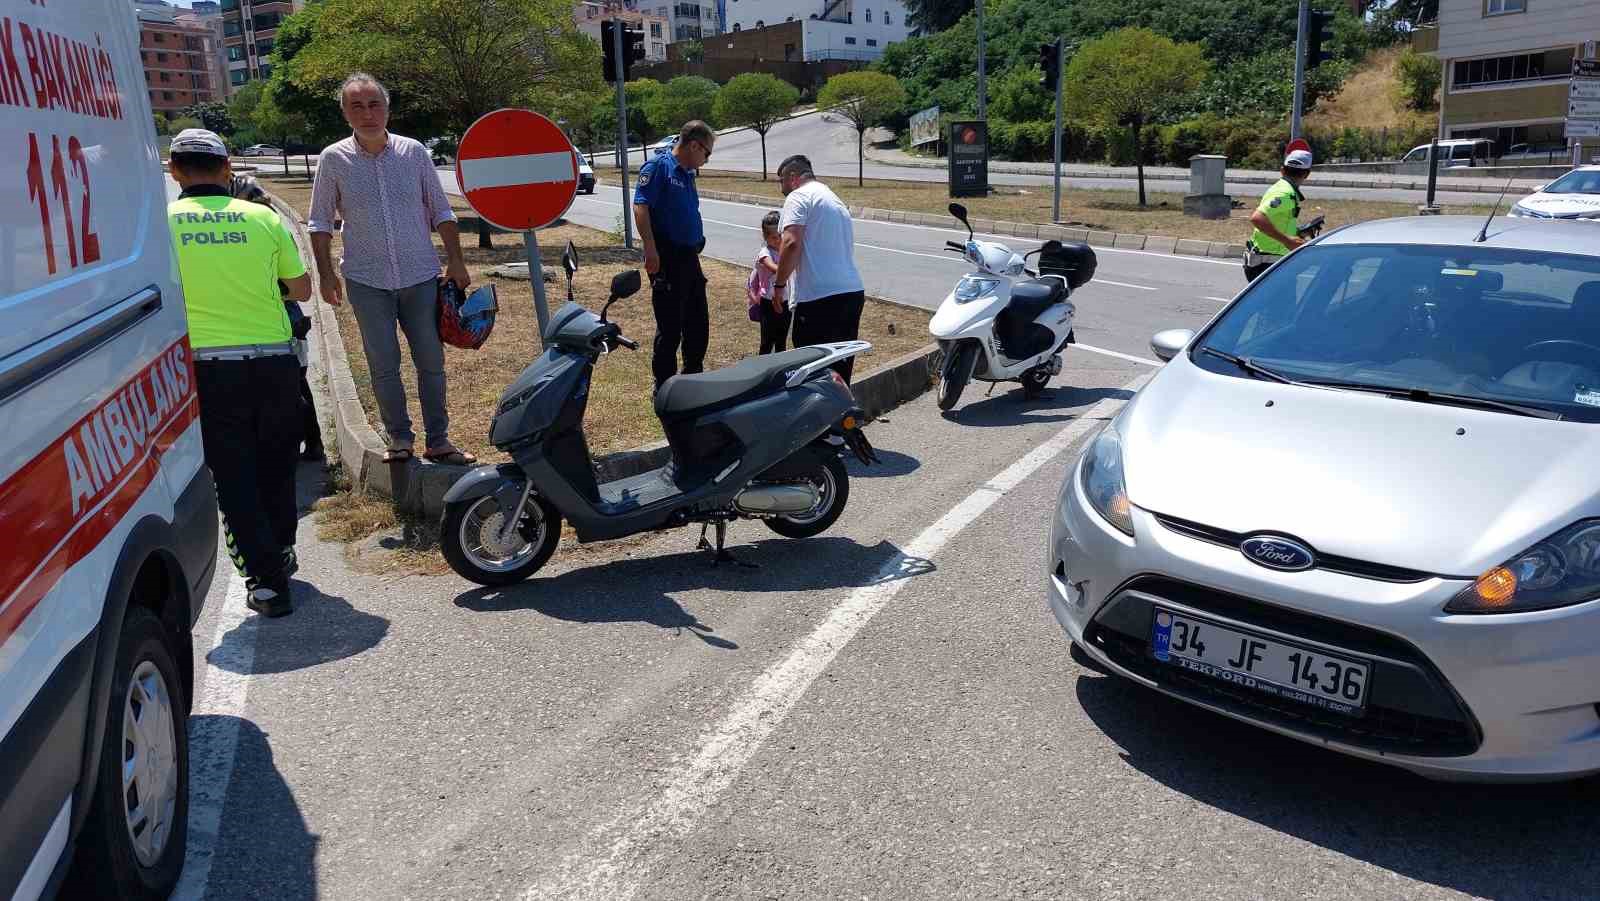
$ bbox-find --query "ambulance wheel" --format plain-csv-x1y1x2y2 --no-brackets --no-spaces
68,606,190,900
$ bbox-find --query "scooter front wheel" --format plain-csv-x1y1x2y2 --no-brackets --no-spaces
763,451,850,539
441,490,562,586
937,342,978,411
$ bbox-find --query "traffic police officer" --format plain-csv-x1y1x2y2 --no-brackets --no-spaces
633,120,716,389
1245,148,1315,282
167,129,312,617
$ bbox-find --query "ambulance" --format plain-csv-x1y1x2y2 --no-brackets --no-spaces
1,0,217,898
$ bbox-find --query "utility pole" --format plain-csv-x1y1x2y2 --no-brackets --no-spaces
611,18,634,249
975,0,986,121
1039,38,1064,223
1290,0,1308,140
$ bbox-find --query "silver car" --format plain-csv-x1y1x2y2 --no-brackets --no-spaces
1048,215,1600,782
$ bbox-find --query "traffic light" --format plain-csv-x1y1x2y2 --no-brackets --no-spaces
601,19,647,83
1306,9,1335,70
1039,38,1061,91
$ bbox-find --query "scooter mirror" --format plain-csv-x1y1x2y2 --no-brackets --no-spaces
562,241,579,279
610,269,641,299
948,203,973,239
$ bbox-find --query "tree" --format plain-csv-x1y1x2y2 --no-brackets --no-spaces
680,39,704,62
1392,47,1441,112
818,71,906,186
645,75,719,137
712,73,798,180
152,112,170,135
259,5,348,147
291,0,602,247
1063,27,1206,206
182,100,235,135
1368,0,1439,41
904,0,973,35
624,79,662,145
167,116,202,133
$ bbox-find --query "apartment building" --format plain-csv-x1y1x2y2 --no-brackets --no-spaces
576,0,672,61
136,7,221,115
221,0,304,91
721,0,910,61
646,0,721,42
1419,0,1600,155
177,9,231,102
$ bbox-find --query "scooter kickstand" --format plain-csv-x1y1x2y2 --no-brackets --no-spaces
706,519,757,568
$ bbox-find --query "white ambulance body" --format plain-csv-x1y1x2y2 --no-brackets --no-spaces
0,0,217,898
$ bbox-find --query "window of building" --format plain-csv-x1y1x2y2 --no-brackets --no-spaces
258,63,272,79
847,12,852,22
162,90,174,101
884,11,891,24
1484,0,1525,14
650,22,661,36
866,8,872,22
228,45,245,61
845,36,856,44
866,38,877,46
256,39,273,55
159,71,171,82
785,42,795,59
1453,48,1571,88
231,69,247,85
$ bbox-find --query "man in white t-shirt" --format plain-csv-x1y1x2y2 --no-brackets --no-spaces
771,155,867,381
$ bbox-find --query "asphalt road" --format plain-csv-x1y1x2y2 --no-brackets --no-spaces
167,175,1600,900
587,112,1503,207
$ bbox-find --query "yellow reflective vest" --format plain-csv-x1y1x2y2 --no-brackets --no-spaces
1249,178,1304,257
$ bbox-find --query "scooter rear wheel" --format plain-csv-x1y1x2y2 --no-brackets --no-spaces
442,490,562,586
763,451,850,539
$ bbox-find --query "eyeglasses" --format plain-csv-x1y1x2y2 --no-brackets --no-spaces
691,139,712,160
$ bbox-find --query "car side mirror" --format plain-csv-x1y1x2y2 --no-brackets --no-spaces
611,269,641,299
1150,328,1195,363
562,241,579,279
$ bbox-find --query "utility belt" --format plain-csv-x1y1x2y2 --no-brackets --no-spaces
194,341,296,362
1243,241,1283,269
658,237,706,257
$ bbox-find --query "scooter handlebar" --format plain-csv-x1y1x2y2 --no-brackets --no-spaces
615,335,639,351
945,241,965,252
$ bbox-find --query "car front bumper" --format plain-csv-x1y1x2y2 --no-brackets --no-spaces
1046,453,1600,782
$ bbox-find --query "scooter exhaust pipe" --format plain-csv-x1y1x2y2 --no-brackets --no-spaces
734,483,821,515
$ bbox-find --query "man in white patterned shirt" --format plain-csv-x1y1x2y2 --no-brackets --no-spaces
308,72,476,465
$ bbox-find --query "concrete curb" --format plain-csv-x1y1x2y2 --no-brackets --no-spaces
858,150,1548,195
279,190,938,519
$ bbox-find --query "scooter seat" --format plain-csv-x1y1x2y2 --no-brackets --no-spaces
655,346,828,421
1009,277,1066,316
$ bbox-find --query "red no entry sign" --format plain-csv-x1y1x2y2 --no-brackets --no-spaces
455,108,578,232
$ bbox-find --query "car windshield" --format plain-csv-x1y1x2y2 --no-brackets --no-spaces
1543,170,1600,195
1195,243,1600,422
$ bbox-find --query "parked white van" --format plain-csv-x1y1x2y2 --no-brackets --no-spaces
1,0,217,898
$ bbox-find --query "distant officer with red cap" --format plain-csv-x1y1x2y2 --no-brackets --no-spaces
1244,147,1316,282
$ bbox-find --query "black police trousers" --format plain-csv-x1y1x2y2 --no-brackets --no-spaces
195,354,302,590
650,244,709,389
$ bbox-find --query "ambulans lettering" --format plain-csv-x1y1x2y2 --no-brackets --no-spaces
58,340,197,517
6,15,122,120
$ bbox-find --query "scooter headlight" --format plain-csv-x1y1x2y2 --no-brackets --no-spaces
954,275,999,304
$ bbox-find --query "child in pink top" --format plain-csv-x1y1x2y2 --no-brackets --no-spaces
746,211,791,354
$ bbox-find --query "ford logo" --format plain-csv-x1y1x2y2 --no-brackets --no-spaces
1240,535,1315,572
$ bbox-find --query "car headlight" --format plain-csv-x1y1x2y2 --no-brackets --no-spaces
1079,426,1133,536
1445,520,1600,614
954,275,999,303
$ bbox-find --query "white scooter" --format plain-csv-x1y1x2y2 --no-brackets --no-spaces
929,203,1098,411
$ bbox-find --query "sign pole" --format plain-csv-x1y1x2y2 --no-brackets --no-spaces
525,229,551,341
1052,38,1064,224
975,0,986,121
613,20,635,250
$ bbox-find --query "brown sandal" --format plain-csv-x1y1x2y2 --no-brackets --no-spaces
424,447,477,466
383,445,414,463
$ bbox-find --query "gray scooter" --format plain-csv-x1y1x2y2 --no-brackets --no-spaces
439,243,880,586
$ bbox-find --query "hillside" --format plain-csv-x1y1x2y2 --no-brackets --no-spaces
1306,46,1435,134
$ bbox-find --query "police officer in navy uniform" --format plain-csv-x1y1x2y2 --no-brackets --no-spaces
633,120,716,389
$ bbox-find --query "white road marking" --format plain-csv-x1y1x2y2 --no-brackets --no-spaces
171,570,256,901
527,377,1150,900
1203,295,1232,303
1073,342,1161,367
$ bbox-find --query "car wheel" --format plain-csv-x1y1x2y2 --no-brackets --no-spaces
66,606,189,900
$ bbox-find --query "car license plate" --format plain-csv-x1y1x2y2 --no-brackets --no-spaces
1150,609,1370,716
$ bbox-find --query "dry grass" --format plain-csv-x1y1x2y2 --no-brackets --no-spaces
1306,47,1438,135
686,170,1493,245
270,180,931,464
